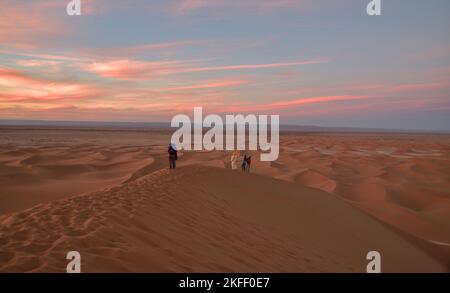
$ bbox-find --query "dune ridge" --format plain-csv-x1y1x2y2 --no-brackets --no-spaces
0,165,446,272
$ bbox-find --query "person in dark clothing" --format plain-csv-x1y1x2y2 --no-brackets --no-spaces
242,155,248,172
246,155,252,172
168,143,178,169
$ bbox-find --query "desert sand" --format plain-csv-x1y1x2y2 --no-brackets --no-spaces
0,126,449,272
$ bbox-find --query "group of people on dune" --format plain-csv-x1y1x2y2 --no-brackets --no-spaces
168,144,251,172
231,151,252,172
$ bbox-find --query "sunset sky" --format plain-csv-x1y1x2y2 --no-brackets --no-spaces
0,0,449,130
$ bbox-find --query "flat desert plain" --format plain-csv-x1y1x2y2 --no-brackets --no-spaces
0,126,449,272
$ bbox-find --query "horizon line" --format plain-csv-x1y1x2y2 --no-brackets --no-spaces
0,119,449,134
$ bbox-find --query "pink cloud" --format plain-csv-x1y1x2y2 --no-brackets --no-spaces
275,83,384,96
269,95,369,108
0,50,88,63
15,60,58,67
114,40,201,53
16,60,62,70
181,59,327,73
387,82,447,93
0,65,231,117
0,0,67,48
160,78,250,91
0,67,101,101
275,81,449,97
81,58,327,80
80,40,204,59
280,95,450,118
81,59,185,80
218,95,370,113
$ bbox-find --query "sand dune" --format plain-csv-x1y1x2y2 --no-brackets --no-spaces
0,165,446,272
0,151,153,214
249,134,450,247
0,129,168,214
1,128,449,272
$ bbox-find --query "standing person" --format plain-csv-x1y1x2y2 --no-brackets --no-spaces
246,155,252,173
241,155,248,172
231,151,239,170
168,143,178,169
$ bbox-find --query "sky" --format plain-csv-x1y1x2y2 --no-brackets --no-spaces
0,0,449,130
